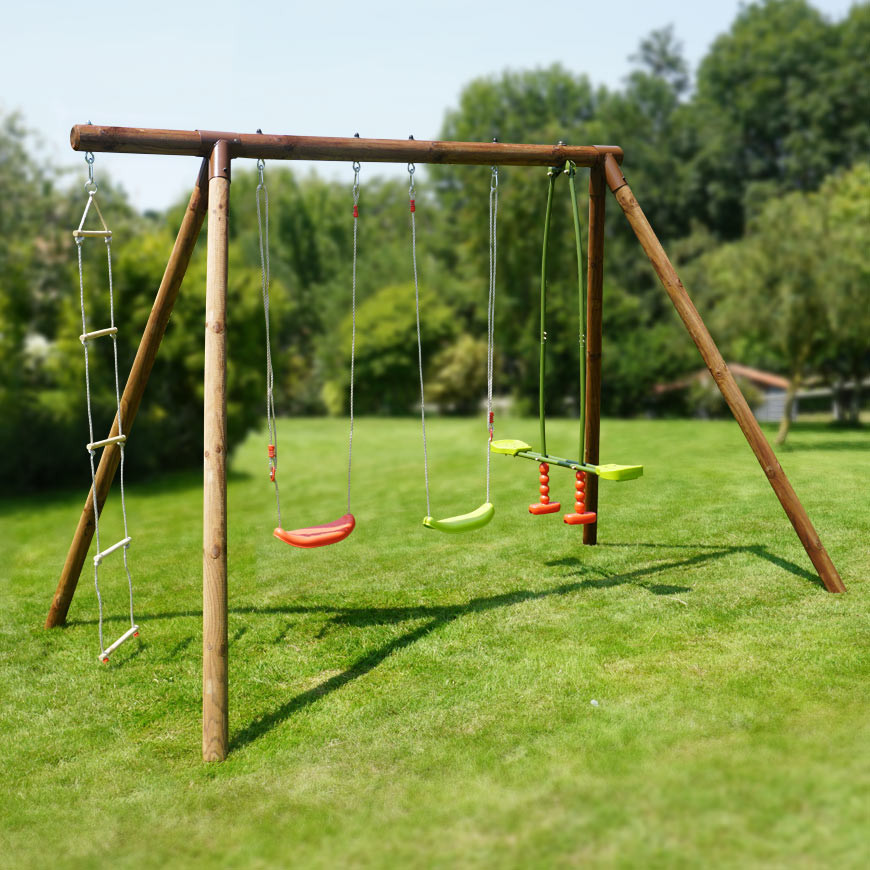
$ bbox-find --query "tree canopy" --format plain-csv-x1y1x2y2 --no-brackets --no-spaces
1,0,867,489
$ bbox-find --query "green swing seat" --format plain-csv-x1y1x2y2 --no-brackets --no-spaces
423,502,495,533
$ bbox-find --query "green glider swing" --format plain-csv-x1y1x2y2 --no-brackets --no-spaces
411,161,499,533
491,161,642,523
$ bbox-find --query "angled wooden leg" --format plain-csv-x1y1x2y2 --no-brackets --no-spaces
603,154,844,593
45,159,210,629
583,164,606,545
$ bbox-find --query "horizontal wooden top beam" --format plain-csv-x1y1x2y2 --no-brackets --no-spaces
70,125,623,167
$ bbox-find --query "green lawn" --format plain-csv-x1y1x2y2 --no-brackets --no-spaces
1,417,868,869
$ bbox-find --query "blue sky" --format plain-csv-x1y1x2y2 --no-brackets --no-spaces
3,0,856,211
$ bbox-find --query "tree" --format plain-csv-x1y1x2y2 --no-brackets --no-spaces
687,163,870,442
688,0,868,238
630,26,691,96
816,164,870,423
330,282,456,415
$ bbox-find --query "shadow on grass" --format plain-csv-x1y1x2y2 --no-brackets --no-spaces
585,541,821,588
61,539,823,751
229,581,591,751
776,439,869,452
229,545,761,750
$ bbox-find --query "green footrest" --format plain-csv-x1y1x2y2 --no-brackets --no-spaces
592,463,644,481
491,439,643,481
490,439,532,455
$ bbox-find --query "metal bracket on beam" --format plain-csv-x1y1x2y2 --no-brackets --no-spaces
208,140,231,180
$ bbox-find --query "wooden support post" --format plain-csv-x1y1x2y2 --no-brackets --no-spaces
583,165,606,545
603,154,845,593
202,142,230,761
45,160,210,629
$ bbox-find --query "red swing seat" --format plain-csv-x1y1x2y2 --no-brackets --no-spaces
274,513,356,549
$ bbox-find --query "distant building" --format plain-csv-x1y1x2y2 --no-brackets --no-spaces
729,364,793,422
653,363,792,422
654,364,868,422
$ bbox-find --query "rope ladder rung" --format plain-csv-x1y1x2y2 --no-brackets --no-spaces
94,536,132,565
86,434,126,451
80,327,118,343
98,624,139,663
72,229,112,238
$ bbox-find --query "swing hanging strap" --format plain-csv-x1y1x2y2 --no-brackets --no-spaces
485,163,498,503
413,161,497,533
347,160,359,513
258,152,359,549
537,159,587,460
256,156,283,529
565,162,588,464
409,162,432,519
538,166,558,457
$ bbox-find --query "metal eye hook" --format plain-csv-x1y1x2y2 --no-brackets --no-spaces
84,151,97,192
255,130,267,187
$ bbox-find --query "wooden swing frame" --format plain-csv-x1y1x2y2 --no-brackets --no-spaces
45,124,846,763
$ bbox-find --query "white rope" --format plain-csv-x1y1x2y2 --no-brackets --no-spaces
256,161,282,530
77,231,104,651
409,164,431,517
75,171,137,659
347,163,360,513
105,237,135,631
486,166,498,503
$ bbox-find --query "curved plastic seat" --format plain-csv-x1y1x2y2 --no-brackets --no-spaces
423,502,494,533
274,513,356,548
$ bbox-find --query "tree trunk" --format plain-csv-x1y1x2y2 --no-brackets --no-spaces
848,368,862,424
775,374,800,445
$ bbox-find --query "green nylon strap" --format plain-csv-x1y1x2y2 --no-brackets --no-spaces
539,168,558,456
566,163,588,465
538,162,588,462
